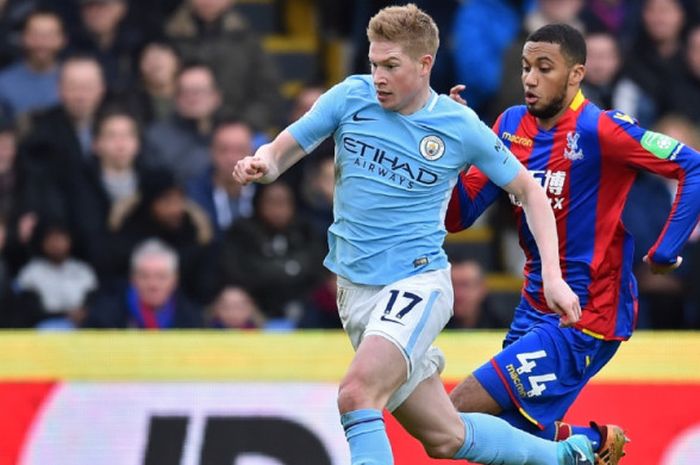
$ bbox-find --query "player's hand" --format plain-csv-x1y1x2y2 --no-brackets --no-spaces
449,84,468,106
643,254,683,274
232,156,268,185
543,278,581,327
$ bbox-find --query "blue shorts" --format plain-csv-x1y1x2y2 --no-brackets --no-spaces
473,298,620,429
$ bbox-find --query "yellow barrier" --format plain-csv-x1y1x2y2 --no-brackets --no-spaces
0,330,698,382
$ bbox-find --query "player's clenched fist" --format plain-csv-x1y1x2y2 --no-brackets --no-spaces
232,156,268,185
543,278,581,327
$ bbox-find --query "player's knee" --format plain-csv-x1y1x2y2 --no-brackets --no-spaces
337,377,373,413
448,387,466,411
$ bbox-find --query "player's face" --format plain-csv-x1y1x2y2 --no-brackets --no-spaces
369,40,431,114
521,41,574,120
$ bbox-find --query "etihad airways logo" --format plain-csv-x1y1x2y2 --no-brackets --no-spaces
343,136,439,188
501,131,533,147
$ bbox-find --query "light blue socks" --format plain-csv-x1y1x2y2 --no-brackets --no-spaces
453,412,558,464
341,408,393,465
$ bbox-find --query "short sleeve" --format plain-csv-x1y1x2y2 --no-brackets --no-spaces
464,116,522,187
287,80,349,154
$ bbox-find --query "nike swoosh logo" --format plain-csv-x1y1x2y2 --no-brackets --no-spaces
352,111,376,122
574,447,589,464
380,315,405,325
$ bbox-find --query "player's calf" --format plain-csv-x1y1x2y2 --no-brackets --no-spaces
558,435,595,465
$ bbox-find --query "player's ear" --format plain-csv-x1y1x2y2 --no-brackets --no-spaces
419,54,434,76
569,63,585,87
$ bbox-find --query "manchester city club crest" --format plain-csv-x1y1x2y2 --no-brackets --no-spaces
419,135,445,161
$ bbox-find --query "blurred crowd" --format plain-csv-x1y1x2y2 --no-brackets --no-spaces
0,0,698,331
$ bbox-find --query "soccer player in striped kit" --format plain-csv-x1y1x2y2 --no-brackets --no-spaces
447,23,700,465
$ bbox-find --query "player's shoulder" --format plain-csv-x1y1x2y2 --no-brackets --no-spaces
433,93,484,127
498,105,529,122
600,108,639,128
588,107,643,143
336,74,375,96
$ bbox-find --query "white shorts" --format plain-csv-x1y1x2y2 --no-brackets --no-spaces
336,267,453,412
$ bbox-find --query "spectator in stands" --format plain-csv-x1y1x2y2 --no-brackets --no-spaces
16,220,97,329
165,0,281,131
220,181,325,323
208,285,264,329
298,270,341,329
21,55,106,255
447,259,507,329
298,154,335,240
282,83,330,195
107,169,217,304
622,0,688,126
0,117,58,275
186,118,255,238
288,84,325,124
126,41,180,125
145,62,221,184
71,0,146,92
450,0,523,115
0,215,43,329
668,23,700,123
84,237,203,328
490,0,586,121
580,0,642,49
581,30,643,113
71,108,147,271
0,9,65,120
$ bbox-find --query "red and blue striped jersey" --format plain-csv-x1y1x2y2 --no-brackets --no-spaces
446,91,700,340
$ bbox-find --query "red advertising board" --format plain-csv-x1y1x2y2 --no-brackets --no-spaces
1,381,699,465
0,332,698,464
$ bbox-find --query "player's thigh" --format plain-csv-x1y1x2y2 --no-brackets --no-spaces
449,374,502,414
340,334,409,406
393,373,464,457
472,323,600,427
364,268,454,372
337,269,453,409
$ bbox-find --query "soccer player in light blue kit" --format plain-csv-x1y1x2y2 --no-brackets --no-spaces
233,4,594,464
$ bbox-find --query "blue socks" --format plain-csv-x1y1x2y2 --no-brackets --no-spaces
572,425,602,451
453,412,558,464
341,409,393,465
500,410,602,451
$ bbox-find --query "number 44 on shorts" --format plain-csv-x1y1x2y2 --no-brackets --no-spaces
516,350,557,397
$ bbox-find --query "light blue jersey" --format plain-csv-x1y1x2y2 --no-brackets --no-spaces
288,75,520,285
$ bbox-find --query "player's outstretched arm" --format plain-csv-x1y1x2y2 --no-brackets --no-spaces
503,167,581,326
232,129,306,185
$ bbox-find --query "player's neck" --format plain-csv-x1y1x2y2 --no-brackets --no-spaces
536,89,579,130
399,85,432,115
536,112,564,131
